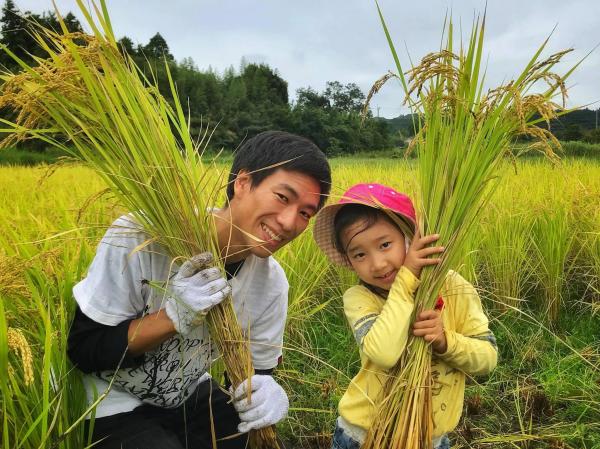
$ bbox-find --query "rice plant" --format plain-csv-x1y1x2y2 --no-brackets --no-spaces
585,228,600,314
531,208,574,324
1,236,91,448
479,210,536,310
567,180,600,315
362,6,580,448
275,231,332,330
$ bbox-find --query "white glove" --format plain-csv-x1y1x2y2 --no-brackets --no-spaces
231,374,289,433
165,252,231,335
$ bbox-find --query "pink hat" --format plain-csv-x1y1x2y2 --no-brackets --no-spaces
313,183,416,266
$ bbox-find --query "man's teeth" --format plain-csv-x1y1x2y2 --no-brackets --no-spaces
262,224,282,242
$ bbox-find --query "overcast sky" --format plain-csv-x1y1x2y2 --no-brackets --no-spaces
13,0,600,118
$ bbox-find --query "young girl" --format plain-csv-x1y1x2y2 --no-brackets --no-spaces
313,183,498,449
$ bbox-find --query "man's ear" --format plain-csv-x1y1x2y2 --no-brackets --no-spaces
233,170,252,198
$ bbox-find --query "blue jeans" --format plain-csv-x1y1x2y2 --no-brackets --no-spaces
435,434,451,449
330,422,451,449
331,423,361,449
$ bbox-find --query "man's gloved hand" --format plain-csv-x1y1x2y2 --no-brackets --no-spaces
165,252,231,335
231,374,289,433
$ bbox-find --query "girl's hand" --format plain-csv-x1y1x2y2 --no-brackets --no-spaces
403,228,444,278
412,309,447,354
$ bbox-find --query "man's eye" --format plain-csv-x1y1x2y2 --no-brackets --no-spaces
381,242,392,249
352,252,365,260
275,193,288,203
300,211,311,220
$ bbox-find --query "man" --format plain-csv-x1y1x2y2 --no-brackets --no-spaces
67,131,331,448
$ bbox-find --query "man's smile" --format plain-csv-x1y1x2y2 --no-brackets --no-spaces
261,223,283,243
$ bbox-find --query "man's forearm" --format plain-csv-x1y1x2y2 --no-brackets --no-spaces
127,309,178,356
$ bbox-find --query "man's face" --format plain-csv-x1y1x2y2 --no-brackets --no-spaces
228,168,322,258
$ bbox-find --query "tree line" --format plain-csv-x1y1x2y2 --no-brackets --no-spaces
384,109,600,146
0,0,391,155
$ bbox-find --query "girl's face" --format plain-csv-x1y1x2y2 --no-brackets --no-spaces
341,216,406,291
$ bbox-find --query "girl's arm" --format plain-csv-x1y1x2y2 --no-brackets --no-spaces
343,266,419,369
436,271,498,375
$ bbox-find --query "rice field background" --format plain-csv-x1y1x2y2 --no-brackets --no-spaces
1,157,600,448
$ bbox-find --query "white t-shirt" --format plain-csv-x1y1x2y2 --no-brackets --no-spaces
73,214,288,418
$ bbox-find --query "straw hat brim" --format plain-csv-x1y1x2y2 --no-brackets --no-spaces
313,201,417,267
313,203,353,267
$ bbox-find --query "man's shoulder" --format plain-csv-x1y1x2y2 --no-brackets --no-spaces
100,214,169,258
101,213,146,245
245,255,289,289
105,213,144,231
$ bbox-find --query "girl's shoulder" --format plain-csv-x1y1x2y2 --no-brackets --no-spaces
343,283,369,295
342,283,384,306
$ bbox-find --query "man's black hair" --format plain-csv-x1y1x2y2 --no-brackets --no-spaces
226,131,331,209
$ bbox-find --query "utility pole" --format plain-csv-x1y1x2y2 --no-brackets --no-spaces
377,106,380,118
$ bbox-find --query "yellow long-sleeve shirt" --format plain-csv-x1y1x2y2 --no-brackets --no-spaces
339,266,497,438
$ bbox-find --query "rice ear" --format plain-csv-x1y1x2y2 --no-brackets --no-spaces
6,328,34,386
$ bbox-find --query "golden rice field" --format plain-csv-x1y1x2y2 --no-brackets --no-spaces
1,158,600,448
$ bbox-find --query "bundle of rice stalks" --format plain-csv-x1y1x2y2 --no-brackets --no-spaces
0,1,278,447
362,6,581,449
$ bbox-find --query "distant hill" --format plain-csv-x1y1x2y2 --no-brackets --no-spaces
379,108,599,139
377,114,417,137
546,108,598,132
